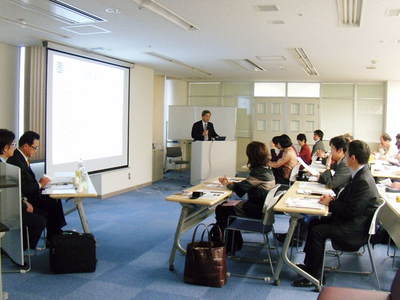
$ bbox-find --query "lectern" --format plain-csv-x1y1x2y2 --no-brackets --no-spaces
190,141,237,185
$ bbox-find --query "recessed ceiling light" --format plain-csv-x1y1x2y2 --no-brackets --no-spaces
256,5,279,12
371,60,377,64
105,8,121,14
297,13,303,17
379,40,384,43
366,66,376,70
336,0,363,27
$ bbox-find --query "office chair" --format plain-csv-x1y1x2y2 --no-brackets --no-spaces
224,184,285,282
321,198,386,290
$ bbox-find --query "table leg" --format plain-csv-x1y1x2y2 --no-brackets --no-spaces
168,207,189,271
74,199,90,234
0,232,7,300
273,215,321,290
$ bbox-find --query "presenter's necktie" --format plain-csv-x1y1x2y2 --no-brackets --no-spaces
204,122,208,141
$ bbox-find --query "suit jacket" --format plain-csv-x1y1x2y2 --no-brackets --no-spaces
328,165,379,248
318,158,352,193
191,120,218,141
312,140,326,156
7,149,41,207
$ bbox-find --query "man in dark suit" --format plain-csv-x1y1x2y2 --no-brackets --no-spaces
7,131,66,242
191,110,219,141
0,129,46,250
318,135,352,193
293,140,380,287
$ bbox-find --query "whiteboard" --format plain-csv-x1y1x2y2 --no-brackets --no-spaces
168,106,237,140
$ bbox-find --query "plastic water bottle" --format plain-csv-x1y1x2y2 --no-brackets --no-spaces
76,159,88,192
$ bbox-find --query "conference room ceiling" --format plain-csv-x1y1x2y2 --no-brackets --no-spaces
0,0,399,81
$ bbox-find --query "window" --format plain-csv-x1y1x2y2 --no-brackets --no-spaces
287,82,320,98
254,82,286,97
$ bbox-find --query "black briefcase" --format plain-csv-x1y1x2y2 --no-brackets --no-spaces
49,231,97,274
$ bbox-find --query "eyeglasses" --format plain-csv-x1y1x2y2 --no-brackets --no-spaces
30,145,39,150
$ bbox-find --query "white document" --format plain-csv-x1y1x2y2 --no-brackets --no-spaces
297,157,320,176
286,197,326,210
42,188,76,195
298,182,335,196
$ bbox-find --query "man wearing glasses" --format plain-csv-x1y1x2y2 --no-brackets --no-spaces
8,131,66,243
0,129,46,250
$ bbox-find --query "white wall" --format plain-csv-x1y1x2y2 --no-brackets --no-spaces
0,42,19,131
386,81,400,139
91,65,155,196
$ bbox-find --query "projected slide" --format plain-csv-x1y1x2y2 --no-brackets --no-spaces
46,49,130,174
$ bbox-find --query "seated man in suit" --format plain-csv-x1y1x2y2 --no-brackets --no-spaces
293,140,380,287
0,129,46,250
7,131,66,242
312,129,326,158
318,135,352,193
191,110,219,141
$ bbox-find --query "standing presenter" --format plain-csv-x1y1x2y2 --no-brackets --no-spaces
191,110,219,141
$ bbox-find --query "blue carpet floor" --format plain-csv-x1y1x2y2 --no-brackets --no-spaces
2,171,398,300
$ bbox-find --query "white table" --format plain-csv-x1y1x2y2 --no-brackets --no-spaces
273,181,330,291
44,173,97,233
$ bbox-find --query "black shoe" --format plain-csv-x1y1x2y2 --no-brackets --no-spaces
292,278,315,288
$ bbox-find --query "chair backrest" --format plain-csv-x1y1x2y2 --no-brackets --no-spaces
166,147,182,158
262,184,284,225
368,196,386,236
391,267,400,297
289,163,301,183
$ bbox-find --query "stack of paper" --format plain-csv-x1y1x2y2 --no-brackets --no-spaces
286,197,325,210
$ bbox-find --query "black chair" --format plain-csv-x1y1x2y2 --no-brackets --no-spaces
166,147,189,171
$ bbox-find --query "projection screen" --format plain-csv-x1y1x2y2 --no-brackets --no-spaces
46,48,130,175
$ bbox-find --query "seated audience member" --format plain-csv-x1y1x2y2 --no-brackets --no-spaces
270,136,283,162
7,131,66,242
312,129,326,158
297,133,312,165
342,133,354,143
215,141,276,253
318,136,352,193
293,140,380,287
375,133,397,160
268,135,298,184
0,129,46,250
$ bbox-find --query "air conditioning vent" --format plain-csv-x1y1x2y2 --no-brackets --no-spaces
7,0,106,24
256,5,279,12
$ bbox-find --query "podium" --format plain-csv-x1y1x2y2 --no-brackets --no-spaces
190,141,237,185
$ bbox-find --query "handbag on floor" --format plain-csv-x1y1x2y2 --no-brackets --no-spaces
184,223,227,287
49,231,97,274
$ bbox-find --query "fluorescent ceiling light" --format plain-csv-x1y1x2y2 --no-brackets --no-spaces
230,59,266,72
336,0,363,26
146,52,211,76
293,48,318,76
133,0,198,31
0,16,69,38
256,55,286,62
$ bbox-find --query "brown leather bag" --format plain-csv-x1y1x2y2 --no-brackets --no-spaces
184,223,227,287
